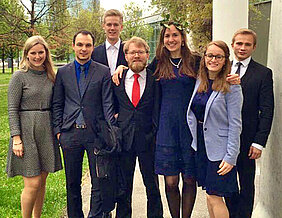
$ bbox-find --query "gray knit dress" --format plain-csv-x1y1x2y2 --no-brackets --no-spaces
6,69,62,177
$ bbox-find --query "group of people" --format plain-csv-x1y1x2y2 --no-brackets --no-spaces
6,8,274,218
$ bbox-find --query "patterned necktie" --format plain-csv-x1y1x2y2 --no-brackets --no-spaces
79,65,86,95
235,62,242,77
132,74,140,107
76,65,86,125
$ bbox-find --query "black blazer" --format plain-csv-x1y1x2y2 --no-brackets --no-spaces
91,41,128,69
113,69,160,152
240,59,274,151
52,60,115,142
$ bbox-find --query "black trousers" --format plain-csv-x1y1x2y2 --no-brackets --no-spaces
61,127,111,218
225,150,256,218
115,148,163,218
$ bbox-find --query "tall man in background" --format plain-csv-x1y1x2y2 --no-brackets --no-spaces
226,28,274,218
92,9,127,74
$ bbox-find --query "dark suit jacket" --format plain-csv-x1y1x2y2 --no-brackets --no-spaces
240,59,274,152
113,69,160,152
52,60,115,143
91,41,128,69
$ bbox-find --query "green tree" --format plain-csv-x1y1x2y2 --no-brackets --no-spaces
121,2,153,42
151,0,212,52
70,1,105,46
0,0,27,73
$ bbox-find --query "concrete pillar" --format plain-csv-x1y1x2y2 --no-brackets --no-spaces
252,1,282,217
213,0,248,59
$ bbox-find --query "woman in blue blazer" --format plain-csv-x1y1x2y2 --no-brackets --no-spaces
187,40,243,218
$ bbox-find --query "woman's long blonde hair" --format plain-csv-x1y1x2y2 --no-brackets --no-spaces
20,36,55,83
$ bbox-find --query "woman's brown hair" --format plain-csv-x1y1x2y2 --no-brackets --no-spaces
198,40,231,94
155,21,197,80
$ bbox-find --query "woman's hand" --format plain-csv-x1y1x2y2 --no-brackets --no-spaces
217,160,234,176
112,65,128,86
12,135,24,157
227,74,240,85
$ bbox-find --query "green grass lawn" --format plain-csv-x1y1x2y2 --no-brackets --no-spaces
0,70,89,217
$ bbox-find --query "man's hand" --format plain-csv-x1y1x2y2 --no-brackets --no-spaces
112,65,128,86
57,133,61,141
227,74,240,85
248,146,262,159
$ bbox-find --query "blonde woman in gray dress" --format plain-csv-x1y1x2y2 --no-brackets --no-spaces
6,36,62,218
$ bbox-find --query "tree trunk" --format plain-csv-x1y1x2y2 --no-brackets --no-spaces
2,45,5,74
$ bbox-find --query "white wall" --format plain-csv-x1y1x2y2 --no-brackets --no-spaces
252,1,282,217
213,0,248,60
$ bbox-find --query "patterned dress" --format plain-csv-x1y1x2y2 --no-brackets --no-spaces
6,69,62,177
152,58,196,178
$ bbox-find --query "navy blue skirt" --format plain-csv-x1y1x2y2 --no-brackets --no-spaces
195,123,239,197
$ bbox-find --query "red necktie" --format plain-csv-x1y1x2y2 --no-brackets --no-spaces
132,74,140,107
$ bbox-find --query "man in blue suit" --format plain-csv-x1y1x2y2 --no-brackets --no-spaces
225,28,274,218
91,9,127,75
52,30,115,218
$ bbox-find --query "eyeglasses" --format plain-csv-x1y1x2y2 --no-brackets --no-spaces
205,53,225,61
127,51,147,56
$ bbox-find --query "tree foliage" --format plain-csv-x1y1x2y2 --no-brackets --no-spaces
121,2,153,42
151,0,212,52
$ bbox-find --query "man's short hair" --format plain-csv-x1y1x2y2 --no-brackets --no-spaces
103,9,123,24
123,36,150,54
232,28,257,46
73,30,95,45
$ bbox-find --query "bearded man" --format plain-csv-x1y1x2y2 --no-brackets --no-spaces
112,36,163,218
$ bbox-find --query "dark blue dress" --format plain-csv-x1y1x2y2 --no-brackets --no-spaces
191,80,239,197
151,58,196,178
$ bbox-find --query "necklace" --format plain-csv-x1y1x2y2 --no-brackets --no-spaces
169,58,182,68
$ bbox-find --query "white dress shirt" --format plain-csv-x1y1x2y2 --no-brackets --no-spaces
232,56,263,151
125,69,147,102
105,39,120,75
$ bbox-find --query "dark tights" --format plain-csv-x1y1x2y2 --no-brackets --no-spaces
164,175,196,218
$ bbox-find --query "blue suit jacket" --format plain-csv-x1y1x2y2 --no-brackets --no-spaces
91,41,128,69
187,80,243,165
52,60,115,141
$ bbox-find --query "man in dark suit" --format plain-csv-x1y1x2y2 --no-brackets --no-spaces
113,36,163,218
52,30,115,218
225,28,274,218
91,9,127,75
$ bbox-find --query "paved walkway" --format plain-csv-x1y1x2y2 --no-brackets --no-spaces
64,160,260,218
79,164,209,218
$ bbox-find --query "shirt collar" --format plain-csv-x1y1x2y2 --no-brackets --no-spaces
74,59,91,72
126,68,147,80
233,56,251,68
105,38,121,50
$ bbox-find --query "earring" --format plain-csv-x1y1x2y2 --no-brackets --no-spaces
181,42,184,46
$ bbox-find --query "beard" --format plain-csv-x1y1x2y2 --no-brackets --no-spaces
128,61,146,73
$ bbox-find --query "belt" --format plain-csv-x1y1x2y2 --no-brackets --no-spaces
74,124,87,129
20,108,51,112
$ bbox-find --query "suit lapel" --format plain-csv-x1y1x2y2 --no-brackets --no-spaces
138,69,152,106
241,59,254,88
204,89,219,124
116,42,124,68
69,62,80,99
80,61,95,99
103,43,109,66
120,70,135,108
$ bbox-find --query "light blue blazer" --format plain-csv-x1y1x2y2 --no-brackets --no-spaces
187,79,243,165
